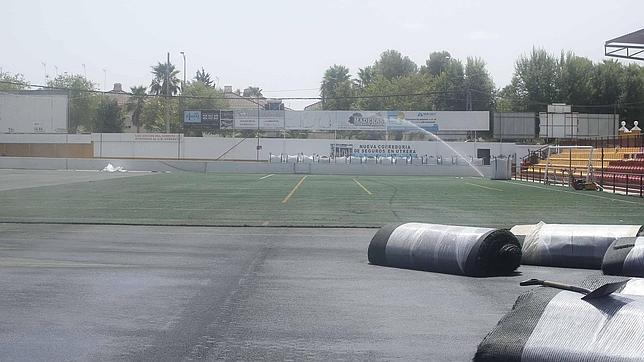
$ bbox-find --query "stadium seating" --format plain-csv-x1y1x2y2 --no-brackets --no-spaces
520,146,644,193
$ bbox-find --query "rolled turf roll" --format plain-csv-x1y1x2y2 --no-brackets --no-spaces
519,222,643,269
474,276,644,362
367,223,521,277
602,237,644,277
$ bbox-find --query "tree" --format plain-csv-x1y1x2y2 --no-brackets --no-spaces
502,48,560,112
320,64,354,110
182,81,227,110
0,72,29,91
356,66,376,88
194,67,213,87
47,74,98,132
125,86,147,133
373,50,418,80
150,61,181,96
433,59,466,110
619,63,644,124
141,97,181,132
591,60,624,114
95,97,123,133
556,52,594,109
242,86,263,98
464,57,495,111
421,51,452,77
355,73,433,111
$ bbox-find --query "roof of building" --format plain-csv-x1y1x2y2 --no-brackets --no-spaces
605,28,644,60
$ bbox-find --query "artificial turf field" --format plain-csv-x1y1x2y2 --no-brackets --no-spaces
1,170,642,227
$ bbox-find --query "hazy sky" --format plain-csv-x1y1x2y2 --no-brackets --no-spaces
2,0,642,109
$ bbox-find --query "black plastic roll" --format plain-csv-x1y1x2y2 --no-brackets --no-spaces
602,237,644,277
368,222,521,277
519,223,644,269
475,276,644,361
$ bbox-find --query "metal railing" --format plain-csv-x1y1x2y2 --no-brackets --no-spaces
515,166,644,197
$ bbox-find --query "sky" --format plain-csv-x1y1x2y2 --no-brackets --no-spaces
2,0,642,109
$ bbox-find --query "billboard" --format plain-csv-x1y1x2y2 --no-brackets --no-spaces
1,92,68,133
183,109,489,132
234,110,284,130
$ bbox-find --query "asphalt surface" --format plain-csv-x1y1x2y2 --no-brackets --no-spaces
0,223,598,361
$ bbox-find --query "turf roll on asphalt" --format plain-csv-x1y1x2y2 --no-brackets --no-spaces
474,276,644,362
517,222,644,269
602,236,644,277
367,222,521,277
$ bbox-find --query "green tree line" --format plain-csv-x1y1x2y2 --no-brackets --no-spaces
320,48,644,124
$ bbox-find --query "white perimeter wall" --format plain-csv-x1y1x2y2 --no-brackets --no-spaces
90,133,535,161
0,133,536,161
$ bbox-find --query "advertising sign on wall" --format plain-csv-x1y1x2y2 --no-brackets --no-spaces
183,110,201,123
234,110,285,130
183,109,489,132
330,142,418,158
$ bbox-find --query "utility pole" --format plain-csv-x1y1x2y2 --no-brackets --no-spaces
257,96,261,161
180,52,186,88
165,52,171,133
179,51,186,135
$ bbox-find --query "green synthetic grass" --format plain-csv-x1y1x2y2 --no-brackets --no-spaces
0,172,642,228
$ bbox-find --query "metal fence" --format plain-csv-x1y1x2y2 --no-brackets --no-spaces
514,165,644,197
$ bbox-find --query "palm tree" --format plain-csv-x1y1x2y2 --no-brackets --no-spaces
194,67,213,87
357,66,376,88
126,86,147,133
150,62,181,96
243,86,263,98
320,64,353,110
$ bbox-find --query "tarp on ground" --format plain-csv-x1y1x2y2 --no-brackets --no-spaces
475,276,644,361
603,237,644,277
368,223,521,277
519,222,643,269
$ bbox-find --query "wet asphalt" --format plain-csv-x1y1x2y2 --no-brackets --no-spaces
0,223,596,361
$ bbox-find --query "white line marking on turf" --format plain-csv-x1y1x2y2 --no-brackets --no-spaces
464,182,503,192
352,178,373,195
258,174,274,180
508,180,642,205
281,176,308,204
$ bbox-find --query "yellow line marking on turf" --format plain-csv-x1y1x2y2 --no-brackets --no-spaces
258,174,274,180
464,182,503,192
509,180,642,205
353,178,373,195
281,176,308,204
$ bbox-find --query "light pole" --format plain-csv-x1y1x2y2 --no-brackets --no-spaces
180,51,186,90
82,64,86,78
102,68,107,90
42,62,48,83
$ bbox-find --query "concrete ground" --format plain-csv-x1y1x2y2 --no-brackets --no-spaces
0,223,597,361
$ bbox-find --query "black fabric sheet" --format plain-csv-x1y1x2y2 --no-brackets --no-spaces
602,237,644,277
474,276,637,362
368,223,521,277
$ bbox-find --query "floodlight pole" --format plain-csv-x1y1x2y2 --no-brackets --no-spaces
165,52,170,133
257,96,260,161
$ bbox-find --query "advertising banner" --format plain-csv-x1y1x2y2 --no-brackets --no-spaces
183,109,488,132
184,110,201,124
234,110,285,130
330,142,418,158
220,110,234,129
